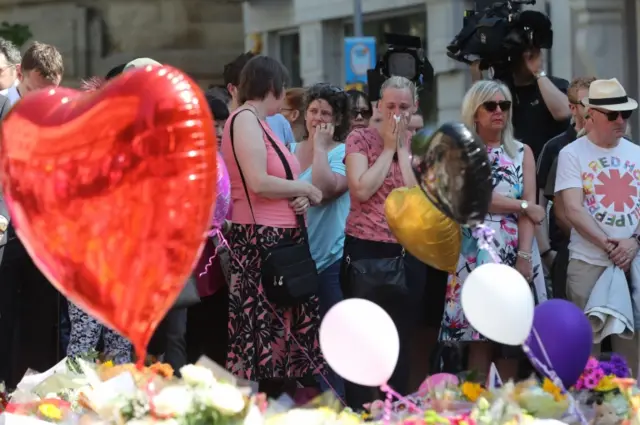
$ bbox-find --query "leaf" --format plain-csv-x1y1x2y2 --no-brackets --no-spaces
0,22,33,48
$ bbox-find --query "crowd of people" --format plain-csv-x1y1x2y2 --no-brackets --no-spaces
0,35,638,411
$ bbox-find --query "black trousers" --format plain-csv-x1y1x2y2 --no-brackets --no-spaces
149,308,188,375
0,242,61,388
551,242,570,300
339,235,447,410
186,288,229,366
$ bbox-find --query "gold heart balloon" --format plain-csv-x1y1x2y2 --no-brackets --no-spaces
385,186,461,273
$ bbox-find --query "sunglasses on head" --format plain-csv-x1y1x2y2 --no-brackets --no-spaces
592,108,633,121
482,100,512,112
351,108,372,119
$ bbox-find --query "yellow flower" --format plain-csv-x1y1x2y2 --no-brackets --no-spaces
595,375,618,392
102,360,114,368
38,403,62,421
461,382,484,402
542,378,566,402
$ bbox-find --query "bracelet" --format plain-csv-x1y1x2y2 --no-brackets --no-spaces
517,251,533,262
541,249,552,258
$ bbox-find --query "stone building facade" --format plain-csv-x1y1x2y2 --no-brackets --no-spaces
1,0,245,87
243,0,640,135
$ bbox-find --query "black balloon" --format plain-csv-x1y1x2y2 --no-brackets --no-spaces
410,122,492,226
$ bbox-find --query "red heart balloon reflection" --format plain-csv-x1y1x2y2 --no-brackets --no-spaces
0,66,217,359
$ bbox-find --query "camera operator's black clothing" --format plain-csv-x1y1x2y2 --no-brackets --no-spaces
510,76,570,160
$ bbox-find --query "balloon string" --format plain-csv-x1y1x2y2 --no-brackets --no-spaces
198,230,228,278
225,244,347,407
472,224,502,264
522,328,587,425
380,383,424,421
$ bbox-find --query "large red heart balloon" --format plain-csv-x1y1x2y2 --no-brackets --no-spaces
0,65,217,359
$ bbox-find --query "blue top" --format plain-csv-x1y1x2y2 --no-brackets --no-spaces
266,114,296,147
290,143,350,272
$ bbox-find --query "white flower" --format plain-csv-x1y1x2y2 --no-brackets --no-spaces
243,405,264,425
44,392,61,399
269,409,333,425
201,382,246,415
180,365,216,387
152,386,194,417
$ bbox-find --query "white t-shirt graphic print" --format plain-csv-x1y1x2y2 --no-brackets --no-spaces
555,136,640,266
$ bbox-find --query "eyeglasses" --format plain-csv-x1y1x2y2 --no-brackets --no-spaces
592,108,633,121
482,101,512,112
351,108,372,119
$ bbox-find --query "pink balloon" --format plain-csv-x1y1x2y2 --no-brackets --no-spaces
212,156,230,229
320,299,399,387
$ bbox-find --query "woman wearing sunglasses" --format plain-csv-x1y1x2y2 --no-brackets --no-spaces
439,80,549,380
346,90,372,131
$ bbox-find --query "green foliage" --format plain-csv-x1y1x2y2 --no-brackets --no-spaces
0,22,32,48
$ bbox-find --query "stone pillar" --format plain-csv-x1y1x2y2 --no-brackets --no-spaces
570,0,626,82
299,21,327,85
425,0,473,123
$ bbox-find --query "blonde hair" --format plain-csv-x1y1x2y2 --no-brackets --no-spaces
461,80,519,158
380,76,418,103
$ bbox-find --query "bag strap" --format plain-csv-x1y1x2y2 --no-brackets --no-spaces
229,109,310,242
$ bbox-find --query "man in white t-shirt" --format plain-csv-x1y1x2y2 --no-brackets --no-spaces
556,78,639,368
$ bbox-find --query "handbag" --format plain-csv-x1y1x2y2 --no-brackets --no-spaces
229,109,319,308
173,275,200,309
344,250,408,300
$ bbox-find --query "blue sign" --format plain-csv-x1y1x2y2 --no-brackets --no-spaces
344,37,376,84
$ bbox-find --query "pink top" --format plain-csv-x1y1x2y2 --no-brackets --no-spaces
344,127,405,243
221,109,300,227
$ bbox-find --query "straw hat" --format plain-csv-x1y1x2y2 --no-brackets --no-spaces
581,78,638,111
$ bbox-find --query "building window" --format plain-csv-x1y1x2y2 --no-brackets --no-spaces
279,33,302,87
344,10,436,124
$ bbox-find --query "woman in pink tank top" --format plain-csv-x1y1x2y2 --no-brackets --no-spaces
219,56,325,387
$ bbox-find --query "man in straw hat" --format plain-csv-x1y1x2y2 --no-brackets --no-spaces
555,78,639,371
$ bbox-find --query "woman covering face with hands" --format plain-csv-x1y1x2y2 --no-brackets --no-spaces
289,83,351,399
340,76,450,408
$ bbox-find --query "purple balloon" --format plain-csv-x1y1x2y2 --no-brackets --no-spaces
526,299,592,388
212,155,231,229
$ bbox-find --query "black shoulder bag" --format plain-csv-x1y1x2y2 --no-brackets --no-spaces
229,109,319,308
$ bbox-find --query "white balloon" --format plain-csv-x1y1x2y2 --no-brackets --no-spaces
320,299,399,387
461,263,534,345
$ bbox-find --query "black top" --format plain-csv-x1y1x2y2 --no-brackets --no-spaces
510,76,570,161
537,124,578,194
536,124,578,250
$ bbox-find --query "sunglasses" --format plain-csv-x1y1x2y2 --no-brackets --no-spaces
592,108,633,121
351,108,372,119
482,100,512,112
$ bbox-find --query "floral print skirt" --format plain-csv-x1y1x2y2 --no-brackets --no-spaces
226,223,326,381
439,216,548,342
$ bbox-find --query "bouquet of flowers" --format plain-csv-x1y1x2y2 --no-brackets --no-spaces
78,364,251,425
3,398,74,424
573,354,631,416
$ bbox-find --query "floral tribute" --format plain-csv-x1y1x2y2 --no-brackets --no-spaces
575,355,631,392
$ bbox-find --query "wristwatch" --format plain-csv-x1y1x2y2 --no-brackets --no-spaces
535,70,547,80
520,200,529,214
632,233,640,246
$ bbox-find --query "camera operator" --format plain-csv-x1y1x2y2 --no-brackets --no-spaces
471,49,571,161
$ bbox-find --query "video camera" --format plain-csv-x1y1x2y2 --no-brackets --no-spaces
366,33,434,102
446,0,553,73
